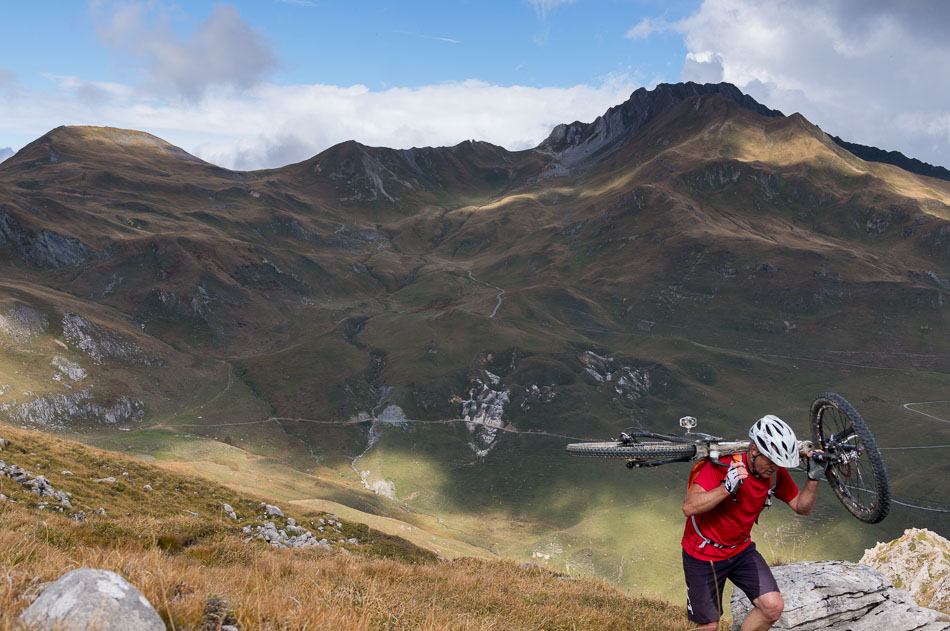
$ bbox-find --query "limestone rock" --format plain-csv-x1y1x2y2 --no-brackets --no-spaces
730,560,950,630
16,568,164,631
244,518,331,550
61,312,158,366
0,389,145,429
1,460,72,507
861,528,950,614
51,356,86,382
0,302,49,343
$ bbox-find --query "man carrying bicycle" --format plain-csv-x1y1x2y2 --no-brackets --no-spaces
681,415,822,631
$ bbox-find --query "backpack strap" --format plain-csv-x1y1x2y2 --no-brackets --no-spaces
690,515,750,550
765,472,777,508
687,453,743,490
687,453,750,550
754,467,778,524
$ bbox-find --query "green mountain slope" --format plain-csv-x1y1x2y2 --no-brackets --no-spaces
0,82,947,601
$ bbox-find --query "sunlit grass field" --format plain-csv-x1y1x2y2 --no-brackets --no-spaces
0,426,702,631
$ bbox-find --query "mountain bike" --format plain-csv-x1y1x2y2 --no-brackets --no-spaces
566,392,890,523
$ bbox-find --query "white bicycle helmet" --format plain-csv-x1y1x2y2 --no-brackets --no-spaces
749,414,799,468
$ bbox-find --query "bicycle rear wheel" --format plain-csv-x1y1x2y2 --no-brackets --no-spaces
810,392,890,523
566,440,696,462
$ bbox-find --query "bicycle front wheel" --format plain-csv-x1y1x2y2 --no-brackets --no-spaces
566,440,696,462
810,392,890,523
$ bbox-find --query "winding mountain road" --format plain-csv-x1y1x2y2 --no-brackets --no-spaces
901,400,950,424
466,270,505,318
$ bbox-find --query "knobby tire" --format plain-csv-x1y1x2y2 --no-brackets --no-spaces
566,441,696,461
810,392,890,524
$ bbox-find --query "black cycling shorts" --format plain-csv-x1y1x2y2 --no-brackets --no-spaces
682,543,780,624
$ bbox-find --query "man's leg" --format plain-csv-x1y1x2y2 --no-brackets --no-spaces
682,550,731,630
740,591,783,631
728,544,784,631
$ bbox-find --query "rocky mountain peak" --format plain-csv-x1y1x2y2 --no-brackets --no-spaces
536,81,783,176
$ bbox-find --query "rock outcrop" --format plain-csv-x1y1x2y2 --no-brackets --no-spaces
537,81,783,177
61,312,158,365
460,377,509,456
51,356,87,382
242,508,357,550
579,350,658,404
0,389,144,428
861,528,950,614
0,458,72,509
0,211,96,268
730,561,950,630
16,568,165,631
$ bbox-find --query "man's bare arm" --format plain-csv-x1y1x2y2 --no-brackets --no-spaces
787,479,819,515
682,462,748,517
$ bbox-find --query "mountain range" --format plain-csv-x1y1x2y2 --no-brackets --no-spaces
1,82,948,599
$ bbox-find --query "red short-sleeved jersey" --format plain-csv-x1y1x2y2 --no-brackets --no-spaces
681,452,799,561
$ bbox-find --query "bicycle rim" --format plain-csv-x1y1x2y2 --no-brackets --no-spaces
810,392,890,523
566,441,696,461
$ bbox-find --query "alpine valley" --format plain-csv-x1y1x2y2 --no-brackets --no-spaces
1,82,948,601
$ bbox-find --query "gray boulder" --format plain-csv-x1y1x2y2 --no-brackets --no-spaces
16,568,164,631
731,561,950,630
861,528,950,614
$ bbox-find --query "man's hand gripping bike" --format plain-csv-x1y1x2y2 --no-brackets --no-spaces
566,392,890,523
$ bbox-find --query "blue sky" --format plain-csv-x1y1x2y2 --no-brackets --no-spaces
0,1,947,170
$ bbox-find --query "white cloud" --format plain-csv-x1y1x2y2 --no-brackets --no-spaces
625,17,670,40
395,31,461,44
528,0,576,21
0,76,639,171
676,0,950,167
681,52,723,84
0,147,13,163
94,2,278,102
195,78,639,170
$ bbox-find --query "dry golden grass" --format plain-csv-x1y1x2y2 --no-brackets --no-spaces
0,426,696,630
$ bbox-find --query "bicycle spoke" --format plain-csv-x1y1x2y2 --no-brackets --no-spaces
811,392,890,523
831,425,856,445
850,464,873,508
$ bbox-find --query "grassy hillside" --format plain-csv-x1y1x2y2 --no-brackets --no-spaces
0,426,697,630
0,83,948,604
